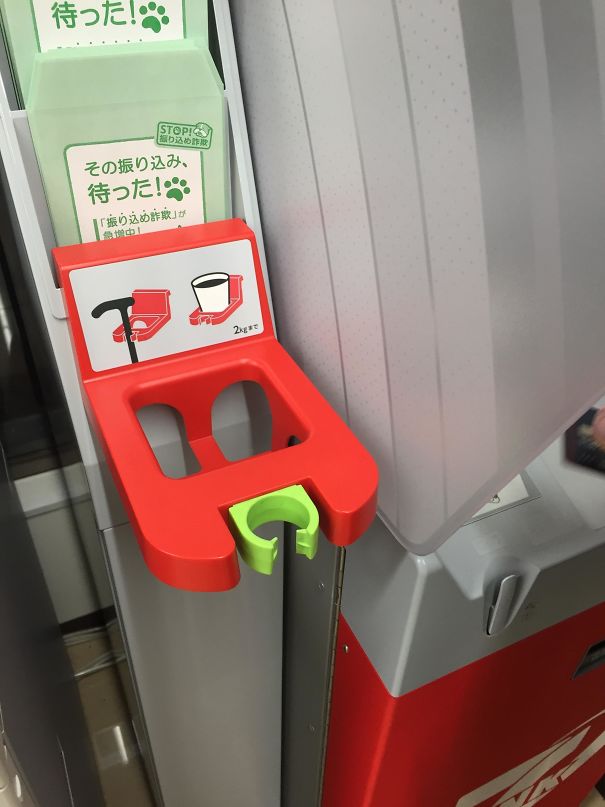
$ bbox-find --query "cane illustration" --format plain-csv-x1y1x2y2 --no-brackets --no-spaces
91,296,139,364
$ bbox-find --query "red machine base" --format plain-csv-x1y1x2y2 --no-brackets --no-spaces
323,605,605,807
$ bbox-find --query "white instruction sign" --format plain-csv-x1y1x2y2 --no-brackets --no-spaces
65,137,205,243
69,240,265,372
31,0,185,52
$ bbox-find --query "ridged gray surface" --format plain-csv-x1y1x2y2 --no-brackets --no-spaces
232,0,605,553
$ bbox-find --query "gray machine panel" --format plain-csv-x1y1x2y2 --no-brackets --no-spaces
231,0,605,555
281,533,343,807
103,521,283,807
342,450,605,698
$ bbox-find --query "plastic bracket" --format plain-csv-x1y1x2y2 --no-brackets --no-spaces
229,484,319,575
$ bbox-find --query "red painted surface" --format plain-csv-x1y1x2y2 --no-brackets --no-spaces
55,220,378,592
113,288,171,342
323,607,605,807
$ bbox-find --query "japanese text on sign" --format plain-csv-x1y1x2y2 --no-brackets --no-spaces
66,138,205,243
32,0,185,52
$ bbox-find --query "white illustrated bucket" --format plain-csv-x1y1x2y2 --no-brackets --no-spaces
192,272,231,313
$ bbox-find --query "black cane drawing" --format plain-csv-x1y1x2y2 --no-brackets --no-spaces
91,296,138,364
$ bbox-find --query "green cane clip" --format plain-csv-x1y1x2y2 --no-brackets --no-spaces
228,484,319,575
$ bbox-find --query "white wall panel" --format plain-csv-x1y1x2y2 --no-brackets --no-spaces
395,0,498,520
334,0,445,542
283,0,398,519
234,0,348,420
233,0,605,553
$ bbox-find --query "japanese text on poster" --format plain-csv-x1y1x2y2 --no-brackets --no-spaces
31,0,185,51
65,137,205,243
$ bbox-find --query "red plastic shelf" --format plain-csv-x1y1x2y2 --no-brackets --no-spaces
55,220,378,592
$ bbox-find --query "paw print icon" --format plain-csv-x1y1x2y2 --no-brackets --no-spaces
139,2,169,34
165,177,191,202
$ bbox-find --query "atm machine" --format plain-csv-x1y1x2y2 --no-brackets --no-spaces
3,1,605,807
230,1,605,805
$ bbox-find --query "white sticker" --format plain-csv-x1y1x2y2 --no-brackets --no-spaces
31,0,185,52
65,138,205,243
69,240,266,372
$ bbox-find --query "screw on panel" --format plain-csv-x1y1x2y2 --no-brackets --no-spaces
317,581,325,592
343,644,349,654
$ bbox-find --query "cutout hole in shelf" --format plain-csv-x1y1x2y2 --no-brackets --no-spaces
137,404,201,479
212,381,273,461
